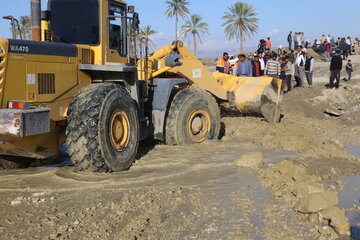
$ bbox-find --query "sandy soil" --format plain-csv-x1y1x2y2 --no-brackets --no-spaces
0,52,360,239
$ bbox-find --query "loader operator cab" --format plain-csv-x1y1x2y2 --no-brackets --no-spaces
47,0,139,64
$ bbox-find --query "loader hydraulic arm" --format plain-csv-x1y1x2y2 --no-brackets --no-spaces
137,41,228,100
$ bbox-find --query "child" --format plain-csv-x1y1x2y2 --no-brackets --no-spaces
346,60,353,81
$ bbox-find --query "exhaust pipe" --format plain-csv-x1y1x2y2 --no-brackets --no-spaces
31,0,41,41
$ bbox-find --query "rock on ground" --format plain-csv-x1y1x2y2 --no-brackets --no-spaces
294,191,338,213
234,152,264,169
320,206,351,235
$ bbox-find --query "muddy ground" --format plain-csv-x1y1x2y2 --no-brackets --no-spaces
0,55,360,240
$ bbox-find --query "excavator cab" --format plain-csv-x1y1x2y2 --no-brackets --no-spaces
45,0,139,65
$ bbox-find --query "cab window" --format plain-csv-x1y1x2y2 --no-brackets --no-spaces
109,3,127,57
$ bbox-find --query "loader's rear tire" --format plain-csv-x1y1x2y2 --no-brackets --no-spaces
165,88,220,145
66,83,139,172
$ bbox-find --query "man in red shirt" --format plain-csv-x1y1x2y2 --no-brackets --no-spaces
252,55,262,77
324,42,332,62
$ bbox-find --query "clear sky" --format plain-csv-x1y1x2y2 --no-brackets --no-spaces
0,0,359,54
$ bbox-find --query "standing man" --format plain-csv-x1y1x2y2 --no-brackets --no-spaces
266,37,272,50
216,52,230,74
326,34,331,43
304,51,315,88
336,37,341,48
287,31,293,50
320,34,325,44
329,50,342,89
265,53,281,78
294,32,298,49
330,37,335,47
295,46,306,87
346,37,352,55
324,42,332,62
340,38,349,60
283,56,293,92
300,32,305,47
251,55,262,77
259,53,266,76
235,54,253,77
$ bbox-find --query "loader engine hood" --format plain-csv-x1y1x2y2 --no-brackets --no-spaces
0,38,9,108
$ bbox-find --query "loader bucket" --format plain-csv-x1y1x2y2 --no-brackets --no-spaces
213,72,283,123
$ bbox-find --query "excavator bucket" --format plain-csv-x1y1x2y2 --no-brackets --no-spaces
213,72,283,123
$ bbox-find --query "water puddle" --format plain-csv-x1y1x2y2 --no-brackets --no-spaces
338,175,360,237
348,147,360,158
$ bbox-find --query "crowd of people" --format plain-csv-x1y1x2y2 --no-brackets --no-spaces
216,32,357,92
216,45,316,92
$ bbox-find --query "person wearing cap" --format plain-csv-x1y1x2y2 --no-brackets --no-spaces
295,45,306,87
235,54,252,77
265,53,281,78
329,50,343,89
251,55,262,77
304,51,315,88
216,52,230,74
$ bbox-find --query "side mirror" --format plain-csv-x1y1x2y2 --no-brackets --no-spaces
165,54,182,67
128,6,135,13
41,10,52,21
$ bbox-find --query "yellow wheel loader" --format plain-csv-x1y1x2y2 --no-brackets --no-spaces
0,0,281,172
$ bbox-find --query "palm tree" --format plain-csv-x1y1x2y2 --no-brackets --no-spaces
180,14,209,56
222,2,259,53
165,0,190,41
20,16,31,40
138,25,157,50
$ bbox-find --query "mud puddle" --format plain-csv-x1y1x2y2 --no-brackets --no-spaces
0,138,296,192
0,138,318,239
336,146,360,238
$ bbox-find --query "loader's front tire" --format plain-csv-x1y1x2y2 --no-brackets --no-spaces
165,88,220,145
66,83,139,172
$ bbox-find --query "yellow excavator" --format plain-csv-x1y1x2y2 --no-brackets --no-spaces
0,0,281,172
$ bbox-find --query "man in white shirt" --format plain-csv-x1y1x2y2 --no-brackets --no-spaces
326,35,331,43
346,37,352,55
259,54,265,75
295,45,306,87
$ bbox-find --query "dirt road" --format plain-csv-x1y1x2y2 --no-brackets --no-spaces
0,54,360,240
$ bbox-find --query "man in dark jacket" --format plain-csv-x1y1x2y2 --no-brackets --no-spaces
287,31,293,50
252,55,262,77
329,50,343,89
340,39,349,60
